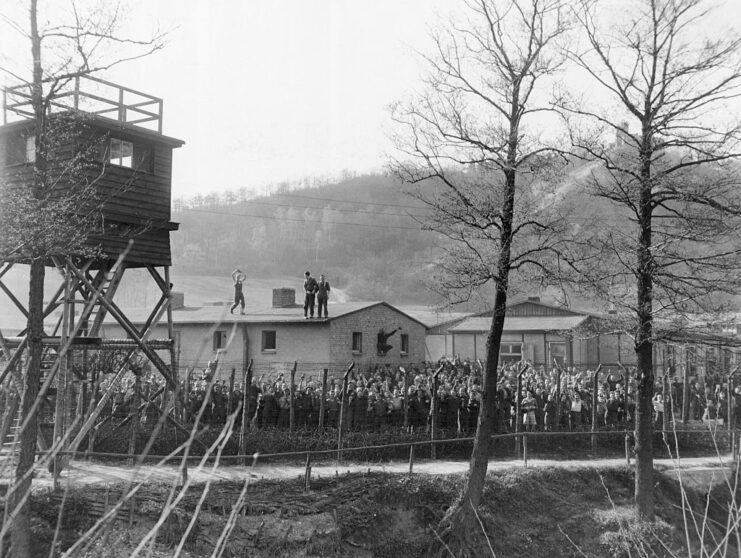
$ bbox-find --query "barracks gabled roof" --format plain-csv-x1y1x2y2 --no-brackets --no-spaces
449,315,590,333
102,300,429,329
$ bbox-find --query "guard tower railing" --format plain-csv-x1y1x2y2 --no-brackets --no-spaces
3,74,163,133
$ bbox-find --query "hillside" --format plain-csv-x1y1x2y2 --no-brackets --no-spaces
171,173,443,306
168,165,635,311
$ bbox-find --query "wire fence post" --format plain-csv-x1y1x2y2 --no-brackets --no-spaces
289,361,297,433
591,365,602,452
728,367,739,454
514,363,528,458
402,366,409,431
625,432,631,467
554,360,563,432
408,444,415,475
304,452,312,493
430,363,443,460
523,433,528,468
682,358,690,423
319,368,328,429
127,368,141,467
239,359,253,466
227,367,236,416
337,362,354,463
662,372,670,444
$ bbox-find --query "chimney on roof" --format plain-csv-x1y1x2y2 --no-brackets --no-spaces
272,288,296,308
527,296,540,302
170,291,185,310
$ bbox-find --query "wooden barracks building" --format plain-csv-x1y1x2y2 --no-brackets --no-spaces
424,297,741,377
101,288,428,380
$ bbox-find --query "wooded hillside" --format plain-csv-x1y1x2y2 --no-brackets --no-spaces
171,173,442,305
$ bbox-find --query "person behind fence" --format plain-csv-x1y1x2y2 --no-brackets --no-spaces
522,389,537,432
543,392,556,431
652,392,664,426
230,268,246,315
605,391,619,428
303,271,318,319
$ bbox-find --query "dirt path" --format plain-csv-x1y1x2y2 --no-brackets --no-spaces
36,454,735,490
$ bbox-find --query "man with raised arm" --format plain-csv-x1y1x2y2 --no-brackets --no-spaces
230,268,246,315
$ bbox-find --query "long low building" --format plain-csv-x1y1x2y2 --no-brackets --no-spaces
420,297,741,378
101,288,428,380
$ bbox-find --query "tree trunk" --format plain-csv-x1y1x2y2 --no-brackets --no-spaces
11,259,45,557
434,166,516,556
12,1,45,554
634,128,655,521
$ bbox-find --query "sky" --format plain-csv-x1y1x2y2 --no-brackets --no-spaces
2,0,741,199
1,0,451,198
0,0,452,197
118,0,455,198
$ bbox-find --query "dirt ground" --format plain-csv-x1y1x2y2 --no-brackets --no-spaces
23,454,737,557
38,453,734,490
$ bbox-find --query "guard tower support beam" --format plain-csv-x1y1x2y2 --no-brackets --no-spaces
66,261,175,388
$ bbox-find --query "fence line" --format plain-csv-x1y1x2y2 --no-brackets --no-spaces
48,427,727,464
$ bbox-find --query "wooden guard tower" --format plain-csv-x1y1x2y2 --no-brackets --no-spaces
0,75,184,471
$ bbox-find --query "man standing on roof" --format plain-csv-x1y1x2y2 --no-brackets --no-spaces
303,271,318,319
230,268,246,315
316,274,330,318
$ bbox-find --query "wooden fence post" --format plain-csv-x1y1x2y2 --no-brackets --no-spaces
554,360,563,432
625,432,631,467
591,365,602,452
239,359,253,466
408,444,415,475
319,368,328,429
430,363,443,460
337,362,355,463
127,368,141,466
289,361,297,433
662,372,670,443
514,364,527,458
682,356,690,423
227,367,236,416
304,452,312,493
402,367,410,430
727,367,739,454
523,433,528,467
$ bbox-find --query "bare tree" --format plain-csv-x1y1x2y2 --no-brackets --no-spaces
390,0,572,554
0,1,166,554
560,0,741,521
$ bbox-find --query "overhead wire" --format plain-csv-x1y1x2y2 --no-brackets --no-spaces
273,191,426,210
182,195,430,218
181,207,426,231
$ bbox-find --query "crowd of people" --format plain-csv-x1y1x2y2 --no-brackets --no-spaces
165,358,740,434
68,357,739,435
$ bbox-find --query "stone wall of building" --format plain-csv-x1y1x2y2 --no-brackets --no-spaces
329,303,426,370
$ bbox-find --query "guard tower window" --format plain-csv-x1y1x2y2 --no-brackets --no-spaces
107,136,154,171
109,137,134,167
